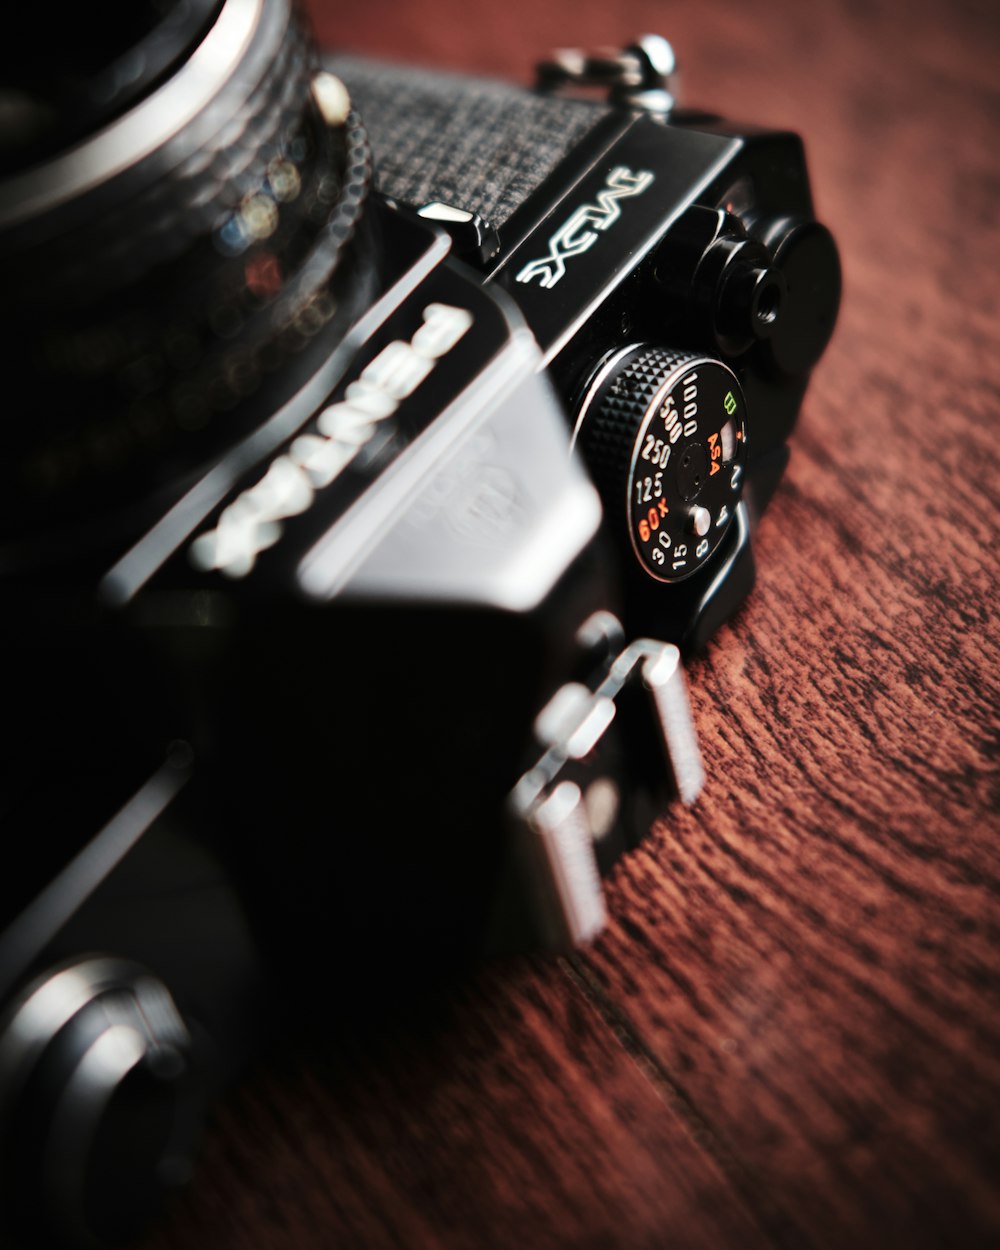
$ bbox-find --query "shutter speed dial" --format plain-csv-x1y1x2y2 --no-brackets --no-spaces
573,345,748,584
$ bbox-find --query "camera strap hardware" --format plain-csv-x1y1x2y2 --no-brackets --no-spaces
510,637,703,948
535,35,677,114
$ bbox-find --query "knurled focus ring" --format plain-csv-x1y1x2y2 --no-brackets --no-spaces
4,0,324,307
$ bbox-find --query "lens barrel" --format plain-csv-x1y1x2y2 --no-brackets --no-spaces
0,0,374,556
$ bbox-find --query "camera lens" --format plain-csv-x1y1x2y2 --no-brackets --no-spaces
0,0,374,558
0,1,225,173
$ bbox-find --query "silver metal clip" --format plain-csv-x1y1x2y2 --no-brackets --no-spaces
535,35,677,114
509,629,703,949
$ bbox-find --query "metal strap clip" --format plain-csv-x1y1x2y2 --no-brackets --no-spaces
535,35,677,113
510,630,702,948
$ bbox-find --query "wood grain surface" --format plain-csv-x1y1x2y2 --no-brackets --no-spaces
145,0,1000,1246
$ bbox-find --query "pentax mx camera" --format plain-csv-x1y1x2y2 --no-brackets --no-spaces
0,0,839,1244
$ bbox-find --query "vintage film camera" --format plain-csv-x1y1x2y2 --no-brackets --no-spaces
0,0,839,1243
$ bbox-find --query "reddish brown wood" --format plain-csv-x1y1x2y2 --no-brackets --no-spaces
149,964,773,1250
145,0,1000,1247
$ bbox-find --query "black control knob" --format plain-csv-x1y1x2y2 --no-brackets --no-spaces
747,215,842,376
0,956,203,1247
654,207,786,358
574,344,749,583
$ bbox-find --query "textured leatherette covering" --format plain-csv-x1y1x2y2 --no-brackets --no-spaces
327,54,611,227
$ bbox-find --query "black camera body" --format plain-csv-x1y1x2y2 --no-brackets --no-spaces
0,3,839,1244
333,42,840,652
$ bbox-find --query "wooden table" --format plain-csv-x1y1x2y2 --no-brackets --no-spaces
147,0,1000,1246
